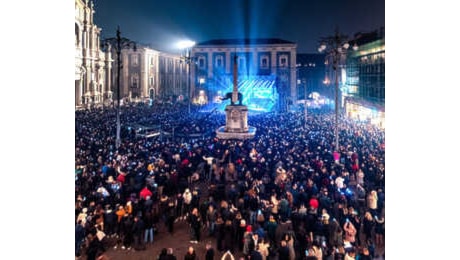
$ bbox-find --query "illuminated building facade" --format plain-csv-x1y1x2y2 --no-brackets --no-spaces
110,47,186,103
344,27,385,128
76,0,188,108
191,39,297,112
75,0,111,108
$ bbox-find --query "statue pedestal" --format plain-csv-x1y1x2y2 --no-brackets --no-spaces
216,105,256,139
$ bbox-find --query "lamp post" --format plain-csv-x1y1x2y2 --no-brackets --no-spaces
304,77,307,127
103,26,136,148
318,28,358,153
177,40,196,114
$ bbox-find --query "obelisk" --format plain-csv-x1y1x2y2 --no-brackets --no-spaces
216,55,256,139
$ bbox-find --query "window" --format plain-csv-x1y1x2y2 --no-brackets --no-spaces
260,55,269,68
131,73,139,88
281,58,286,66
198,57,205,69
215,55,223,67
279,55,288,67
132,54,139,66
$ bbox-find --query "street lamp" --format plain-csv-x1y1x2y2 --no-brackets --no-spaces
103,26,136,148
318,28,358,153
177,40,196,114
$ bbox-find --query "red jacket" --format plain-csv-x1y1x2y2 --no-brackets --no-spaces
140,187,153,200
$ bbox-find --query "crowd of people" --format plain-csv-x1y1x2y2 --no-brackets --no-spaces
75,100,385,260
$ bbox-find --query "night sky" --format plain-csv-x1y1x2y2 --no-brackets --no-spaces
92,0,384,53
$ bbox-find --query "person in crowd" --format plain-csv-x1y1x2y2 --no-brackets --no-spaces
249,246,263,260
344,247,356,260
257,237,270,260
165,198,177,235
166,247,178,260
362,211,375,244
374,213,385,248
215,216,225,252
283,232,296,260
188,207,202,243
85,233,105,260
237,218,248,252
223,219,234,252
264,214,278,248
206,204,218,237
184,246,197,260
205,242,215,260
121,213,134,250
75,220,86,258
356,247,372,260
278,240,290,260
132,215,145,250
367,190,378,216
343,219,357,246
103,205,116,238
95,224,108,249
158,248,168,260
308,240,323,260
183,188,193,219
143,210,155,244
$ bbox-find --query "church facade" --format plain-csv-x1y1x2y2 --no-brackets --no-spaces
75,0,112,108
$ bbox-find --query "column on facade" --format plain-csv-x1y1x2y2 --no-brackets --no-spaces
140,50,147,99
252,51,258,75
290,50,297,103
225,51,231,74
270,50,277,75
207,51,213,79
82,22,88,57
190,54,196,101
155,54,159,98
82,22,89,104
122,51,129,100
105,45,112,101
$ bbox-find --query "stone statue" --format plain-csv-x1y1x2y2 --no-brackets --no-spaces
219,92,243,105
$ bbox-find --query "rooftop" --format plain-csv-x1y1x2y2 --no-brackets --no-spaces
197,38,295,46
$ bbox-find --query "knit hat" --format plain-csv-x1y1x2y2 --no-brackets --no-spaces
246,225,252,232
